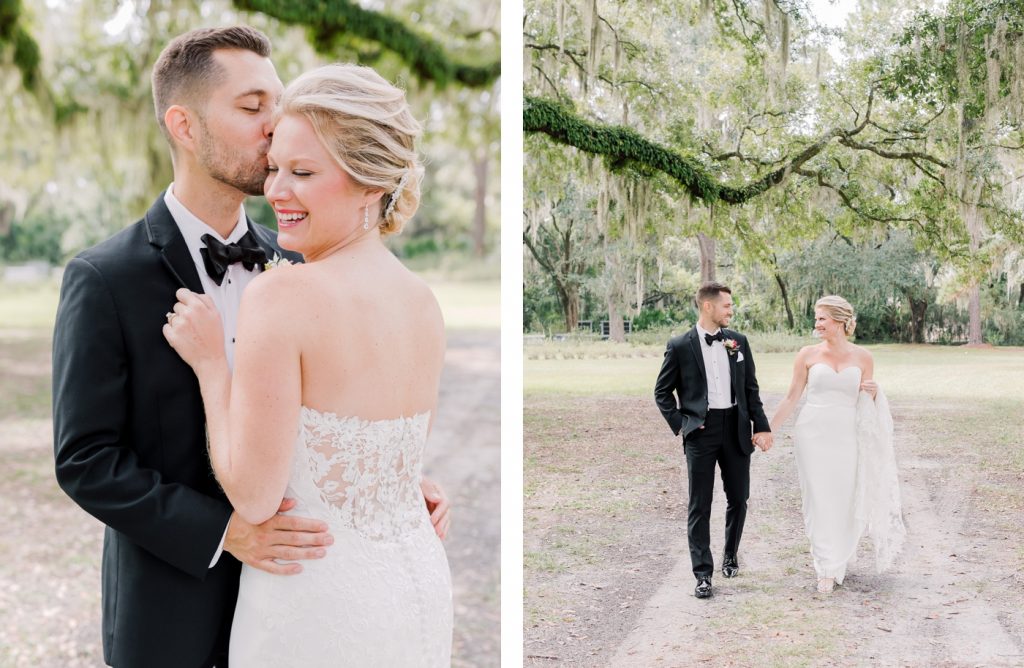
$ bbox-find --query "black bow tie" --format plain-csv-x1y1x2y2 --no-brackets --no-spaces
200,231,267,286
704,331,725,346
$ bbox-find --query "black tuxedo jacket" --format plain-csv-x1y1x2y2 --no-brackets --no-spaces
52,194,300,667
654,327,771,455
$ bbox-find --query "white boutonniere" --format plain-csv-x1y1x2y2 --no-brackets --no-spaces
264,253,292,271
723,338,740,355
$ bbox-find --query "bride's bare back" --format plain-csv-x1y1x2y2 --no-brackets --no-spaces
277,245,444,422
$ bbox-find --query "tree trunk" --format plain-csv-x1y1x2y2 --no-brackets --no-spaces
968,284,982,344
774,272,795,329
472,150,488,258
908,294,928,343
698,233,716,283
635,257,644,317
607,297,625,342
558,283,580,333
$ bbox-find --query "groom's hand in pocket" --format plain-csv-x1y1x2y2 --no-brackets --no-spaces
224,498,333,575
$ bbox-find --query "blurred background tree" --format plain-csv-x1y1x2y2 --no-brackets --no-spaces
0,0,499,275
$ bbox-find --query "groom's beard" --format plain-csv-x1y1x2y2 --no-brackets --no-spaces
196,117,269,197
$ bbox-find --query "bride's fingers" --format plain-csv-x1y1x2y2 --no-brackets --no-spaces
175,287,203,307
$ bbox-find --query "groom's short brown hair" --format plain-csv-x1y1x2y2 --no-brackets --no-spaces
696,281,732,308
151,26,272,143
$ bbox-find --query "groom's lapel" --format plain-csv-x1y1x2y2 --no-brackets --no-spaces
724,328,739,392
686,328,707,381
246,217,278,267
246,216,305,265
144,193,205,294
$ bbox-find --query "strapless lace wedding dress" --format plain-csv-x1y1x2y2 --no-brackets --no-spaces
793,364,862,583
229,406,453,667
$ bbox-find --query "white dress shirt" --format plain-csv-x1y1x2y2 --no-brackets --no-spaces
696,324,734,409
164,183,263,568
164,184,262,372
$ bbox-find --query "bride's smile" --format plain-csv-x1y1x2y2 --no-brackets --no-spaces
265,113,385,262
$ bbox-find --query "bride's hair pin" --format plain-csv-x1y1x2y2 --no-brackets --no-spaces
383,170,411,220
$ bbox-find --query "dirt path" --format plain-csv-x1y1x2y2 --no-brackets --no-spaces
525,390,1024,667
608,396,1024,667
0,329,500,667
428,330,502,667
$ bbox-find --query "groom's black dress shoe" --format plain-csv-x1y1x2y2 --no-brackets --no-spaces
694,577,713,599
722,554,739,578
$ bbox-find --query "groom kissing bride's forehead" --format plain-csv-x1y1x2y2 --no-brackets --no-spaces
654,281,773,600
53,25,450,668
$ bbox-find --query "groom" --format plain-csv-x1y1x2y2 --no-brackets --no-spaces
53,26,449,667
655,282,772,599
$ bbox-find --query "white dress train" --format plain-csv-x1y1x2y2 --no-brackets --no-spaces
793,363,905,584
229,407,453,667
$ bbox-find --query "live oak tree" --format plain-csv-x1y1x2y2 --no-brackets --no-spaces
524,0,1024,343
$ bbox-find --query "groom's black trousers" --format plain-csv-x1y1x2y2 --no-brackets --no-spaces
683,406,750,580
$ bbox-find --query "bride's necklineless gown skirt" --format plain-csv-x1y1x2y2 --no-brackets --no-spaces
229,406,453,667
793,363,863,584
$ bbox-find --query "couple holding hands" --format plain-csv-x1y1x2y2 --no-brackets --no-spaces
656,282,905,598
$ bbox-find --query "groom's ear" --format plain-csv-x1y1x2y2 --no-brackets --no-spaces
164,105,197,154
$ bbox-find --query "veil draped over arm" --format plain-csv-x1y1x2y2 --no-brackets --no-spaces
854,387,907,572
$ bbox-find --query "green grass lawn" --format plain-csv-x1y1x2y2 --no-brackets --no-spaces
427,279,500,331
0,280,60,330
0,277,499,332
525,342,1024,403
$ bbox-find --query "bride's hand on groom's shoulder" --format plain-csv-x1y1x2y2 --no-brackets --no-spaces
163,288,226,371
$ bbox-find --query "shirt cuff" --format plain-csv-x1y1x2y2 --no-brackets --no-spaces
209,522,229,569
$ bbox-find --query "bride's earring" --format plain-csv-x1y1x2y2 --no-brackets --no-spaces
363,205,370,230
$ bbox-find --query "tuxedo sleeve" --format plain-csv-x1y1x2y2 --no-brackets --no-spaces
52,257,233,580
654,341,684,435
741,336,770,433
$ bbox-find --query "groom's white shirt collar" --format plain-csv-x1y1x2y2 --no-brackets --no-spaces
164,183,249,251
695,323,722,345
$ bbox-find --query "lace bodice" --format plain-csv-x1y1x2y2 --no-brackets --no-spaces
290,406,431,542
230,405,452,666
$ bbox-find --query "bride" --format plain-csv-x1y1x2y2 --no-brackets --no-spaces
769,296,905,593
163,64,452,665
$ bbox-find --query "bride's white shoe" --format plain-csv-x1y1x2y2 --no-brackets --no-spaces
816,577,835,593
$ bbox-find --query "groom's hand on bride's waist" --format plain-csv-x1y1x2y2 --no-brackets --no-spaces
224,498,334,575
421,477,451,541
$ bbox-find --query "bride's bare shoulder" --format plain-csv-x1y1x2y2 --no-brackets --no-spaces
796,343,821,359
853,344,875,361
238,262,311,315
398,269,444,329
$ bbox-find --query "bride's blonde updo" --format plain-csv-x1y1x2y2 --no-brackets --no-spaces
815,295,857,336
276,64,423,235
